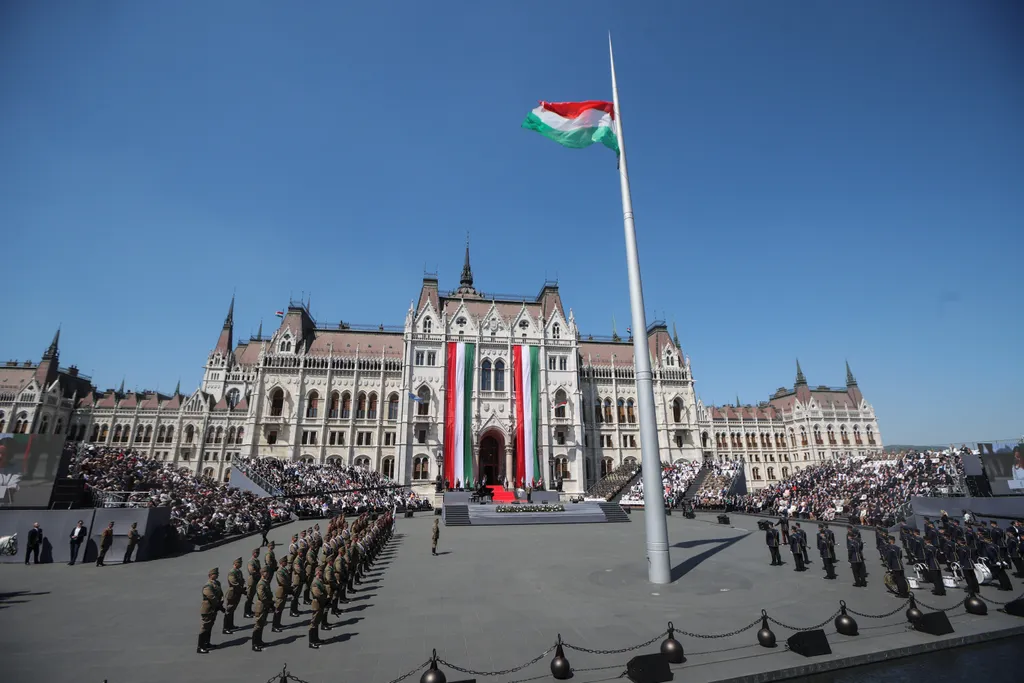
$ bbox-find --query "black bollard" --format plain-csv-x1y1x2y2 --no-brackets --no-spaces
757,610,776,648
550,634,571,680
420,649,446,683
965,592,987,615
660,621,685,664
835,600,858,636
906,593,923,624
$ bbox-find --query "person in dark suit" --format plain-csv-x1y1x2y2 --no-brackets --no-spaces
68,520,87,565
923,537,945,596
789,527,805,571
848,527,867,587
794,523,811,564
765,525,782,566
955,537,980,595
260,514,272,548
25,522,42,565
885,536,910,598
123,522,140,563
776,514,790,545
818,524,837,580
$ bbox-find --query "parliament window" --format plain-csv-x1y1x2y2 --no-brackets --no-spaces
559,356,567,371
415,351,425,365
357,431,372,446
427,351,437,365
384,432,396,446
417,429,427,444
329,431,345,446
302,430,317,445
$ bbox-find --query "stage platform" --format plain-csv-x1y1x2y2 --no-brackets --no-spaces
443,500,629,526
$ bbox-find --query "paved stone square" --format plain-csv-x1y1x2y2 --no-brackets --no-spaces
1,511,1022,683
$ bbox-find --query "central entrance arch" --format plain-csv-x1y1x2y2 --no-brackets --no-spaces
478,431,504,486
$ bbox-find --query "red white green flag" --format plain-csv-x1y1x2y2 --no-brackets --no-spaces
444,341,475,487
512,345,541,487
522,101,618,154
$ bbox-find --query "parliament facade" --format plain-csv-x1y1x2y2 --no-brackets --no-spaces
0,249,883,496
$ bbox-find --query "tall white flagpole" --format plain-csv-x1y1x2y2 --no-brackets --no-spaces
609,33,672,584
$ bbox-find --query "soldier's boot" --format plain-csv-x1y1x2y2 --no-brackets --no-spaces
222,613,233,634
308,630,320,649
339,585,349,604
204,632,215,651
251,629,264,652
197,634,209,655
272,612,284,633
322,613,333,630
243,597,254,618
290,593,301,617
304,586,312,604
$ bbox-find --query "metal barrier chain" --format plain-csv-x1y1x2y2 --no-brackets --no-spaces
562,630,667,655
439,646,555,677
916,597,966,612
265,669,286,683
674,615,762,640
283,672,314,683
846,599,911,619
384,660,431,683
767,609,841,631
977,591,1024,606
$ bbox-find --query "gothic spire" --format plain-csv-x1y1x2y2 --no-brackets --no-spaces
672,320,680,347
736,394,741,407
174,378,181,396
224,295,235,328
846,360,857,387
118,377,125,395
460,235,474,288
795,358,807,386
44,325,60,359
257,319,263,339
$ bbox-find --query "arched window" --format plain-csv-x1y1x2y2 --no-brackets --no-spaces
326,456,342,466
329,392,340,419
99,424,109,441
55,418,64,435
157,425,166,443
767,467,775,480
166,426,174,443
88,424,98,442
0,411,5,433
214,426,223,444
800,427,807,446
552,323,561,339
235,427,243,444
866,426,875,445
356,393,367,419
279,335,292,353
623,456,638,467
554,389,567,418
144,425,153,442
626,399,636,424
227,388,240,409
494,360,505,391
752,467,761,480
270,388,284,417
417,386,431,416
368,393,378,419
701,432,709,448
306,391,319,418
227,427,236,445
113,424,123,442
813,426,822,445
185,424,195,444
422,318,432,335
617,398,626,423
355,455,371,470
603,399,613,423
481,360,492,391
13,413,28,433
387,393,399,420
206,427,215,444
594,397,603,423
341,392,351,419
672,398,683,423
782,467,789,478
853,425,862,444
381,456,395,479
37,415,49,434
600,457,614,478
826,425,836,445
203,467,215,479
413,455,430,480
840,426,849,444
554,456,570,479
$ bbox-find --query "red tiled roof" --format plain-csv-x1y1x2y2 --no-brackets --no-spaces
0,367,35,393
162,393,182,410
213,395,229,411
77,391,96,408
213,327,232,356
234,396,249,412
442,299,541,321
417,279,440,316
578,341,635,365
119,392,139,409
306,329,404,358
139,393,163,410
96,392,117,408
234,341,262,365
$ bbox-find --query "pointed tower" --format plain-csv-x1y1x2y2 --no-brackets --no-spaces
256,319,263,340
118,377,125,395
454,236,479,297
214,295,234,355
204,295,236,400
795,359,807,386
736,394,741,408
672,321,680,348
34,326,62,388
845,360,857,387
845,360,863,404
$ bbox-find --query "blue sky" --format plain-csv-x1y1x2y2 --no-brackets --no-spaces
1,2,1021,445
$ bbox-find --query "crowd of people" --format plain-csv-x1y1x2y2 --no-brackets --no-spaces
236,458,430,516
735,450,965,526
692,460,743,509
620,461,703,507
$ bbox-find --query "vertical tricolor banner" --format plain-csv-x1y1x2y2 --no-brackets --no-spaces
444,341,475,487
513,345,541,486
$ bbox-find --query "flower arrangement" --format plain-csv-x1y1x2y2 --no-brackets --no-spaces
496,504,565,513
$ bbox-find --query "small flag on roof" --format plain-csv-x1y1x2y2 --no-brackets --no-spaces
275,311,285,318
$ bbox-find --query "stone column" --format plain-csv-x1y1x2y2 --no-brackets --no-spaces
472,441,480,486
505,443,514,487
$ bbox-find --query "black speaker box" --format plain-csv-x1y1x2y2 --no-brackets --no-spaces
626,653,673,683
913,611,955,635
434,508,442,516
666,508,672,515
1002,598,1024,617
786,629,831,657
718,514,731,525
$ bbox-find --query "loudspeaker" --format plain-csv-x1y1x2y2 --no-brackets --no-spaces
1002,598,1024,617
434,508,443,516
625,653,673,683
786,629,831,657
913,611,954,635
625,506,632,514
718,514,731,525
405,510,414,518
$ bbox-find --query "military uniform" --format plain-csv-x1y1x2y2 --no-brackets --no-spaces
97,522,114,566
198,568,224,654
847,529,867,587
304,550,317,604
264,543,278,577
223,558,244,634
244,550,261,618
123,523,140,563
251,569,272,652
272,559,291,632
290,553,306,617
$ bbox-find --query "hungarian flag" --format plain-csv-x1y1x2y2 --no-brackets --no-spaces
522,101,618,155
513,345,541,487
443,341,475,486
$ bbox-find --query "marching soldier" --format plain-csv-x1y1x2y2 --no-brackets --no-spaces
923,537,946,596
323,552,338,620
789,524,805,571
244,548,261,618
885,535,910,598
304,546,318,604
251,568,272,652
794,523,811,564
848,526,867,587
766,523,782,566
333,543,349,611
290,551,306,617
272,556,291,633
198,568,224,654
288,534,299,558
123,522,141,563
955,536,980,595
259,513,271,548
97,521,114,566
223,557,244,634
309,566,332,649
776,514,790,545
264,541,278,577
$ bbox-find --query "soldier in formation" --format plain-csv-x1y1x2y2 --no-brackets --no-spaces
197,567,224,654
251,568,272,652
817,523,838,580
123,522,141,563
223,557,244,633
243,548,261,618
97,521,114,566
847,526,867,587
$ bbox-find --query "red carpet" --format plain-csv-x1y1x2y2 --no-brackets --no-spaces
486,485,517,503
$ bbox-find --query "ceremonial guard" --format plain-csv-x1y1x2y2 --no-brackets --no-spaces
272,556,291,633
794,523,811,564
910,528,925,566
288,534,299,559
982,531,1014,591
940,529,956,573
817,524,837,579
1008,521,1024,577
259,513,271,547
323,550,339,619
955,536,980,595
884,535,910,598
432,518,440,556
304,546,318,604
244,548,261,618
989,521,1006,562
223,557,244,634
123,522,140,563
333,542,349,611
874,524,887,562
290,550,306,617
198,568,224,654
776,514,790,545
264,541,278,576
308,566,331,649
922,537,945,596
847,527,867,587
251,568,272,652
97,521,114,566
766,523,782,566
789,525,805,571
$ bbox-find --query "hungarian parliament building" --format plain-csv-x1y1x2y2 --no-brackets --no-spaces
0,249,883,495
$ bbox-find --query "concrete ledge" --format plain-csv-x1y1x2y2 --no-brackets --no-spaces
193,518,292,552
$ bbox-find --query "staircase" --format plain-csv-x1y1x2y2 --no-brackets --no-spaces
49,478,89,509
486,485,516,503
598,502,631,523
444,504,471,526
609,468,643,503
683,466,712,500
587,462,641,501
